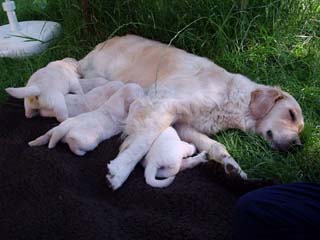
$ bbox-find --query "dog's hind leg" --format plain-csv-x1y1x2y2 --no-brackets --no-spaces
175,123,247,179
107,100,177,190
180,151,207,171
29,121,71,149
28,128,55,146
107,133,160,190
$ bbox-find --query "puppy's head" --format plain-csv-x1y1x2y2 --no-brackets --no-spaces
6,85,66,121
250,87,304,152
6,85,41,118
24,95,41,118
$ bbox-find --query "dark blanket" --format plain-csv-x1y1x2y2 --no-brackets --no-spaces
0,98,273,240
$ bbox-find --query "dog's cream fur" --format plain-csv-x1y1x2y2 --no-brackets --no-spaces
65,80,124,118
76,35,303,190
142,126,207,188
29,83,144,156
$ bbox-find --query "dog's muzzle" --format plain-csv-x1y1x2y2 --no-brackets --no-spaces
271,137,302,152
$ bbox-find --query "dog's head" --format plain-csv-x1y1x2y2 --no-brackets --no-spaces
249,87,304,152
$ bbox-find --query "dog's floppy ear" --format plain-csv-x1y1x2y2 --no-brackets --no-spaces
5,86,40,98
249,88,283,120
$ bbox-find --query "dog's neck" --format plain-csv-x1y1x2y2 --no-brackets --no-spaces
228,74,260,133
185,74,259,135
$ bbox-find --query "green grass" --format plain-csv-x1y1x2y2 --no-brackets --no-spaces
0,0,319,183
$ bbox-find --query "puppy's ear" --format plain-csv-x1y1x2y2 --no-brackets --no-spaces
5,86,40,98
249,88,283,120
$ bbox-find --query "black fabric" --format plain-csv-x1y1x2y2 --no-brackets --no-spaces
233,182,320,240
0,97,274,240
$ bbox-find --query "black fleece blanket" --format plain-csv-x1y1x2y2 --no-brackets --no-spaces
0,98,273,240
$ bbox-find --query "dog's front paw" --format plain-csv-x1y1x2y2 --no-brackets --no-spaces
223,156,247,180
106,173,124,191
106,160,128,190
199,151,208,163
106,173,123,190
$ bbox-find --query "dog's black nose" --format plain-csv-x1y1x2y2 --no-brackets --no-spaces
273,137,303,152
290,138,302,147
287,138,303,152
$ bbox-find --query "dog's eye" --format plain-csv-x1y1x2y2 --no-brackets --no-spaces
289,109,296,122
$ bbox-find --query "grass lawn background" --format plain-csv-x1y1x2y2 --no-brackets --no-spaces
0,0,319,183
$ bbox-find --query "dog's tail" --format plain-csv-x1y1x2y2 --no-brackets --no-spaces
144,164,175,188
28,123,71,148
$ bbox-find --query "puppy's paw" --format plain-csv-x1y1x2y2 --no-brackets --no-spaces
106,174,123,191
223,156,247,180
106,161,125,190
239,170,248,180
106,156,137,190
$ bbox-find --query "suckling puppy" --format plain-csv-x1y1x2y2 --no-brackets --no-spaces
142,126,207,188
39,81,124,118
5,58,82,122
28,83,144,156
78,77,110,93
66,80,124,117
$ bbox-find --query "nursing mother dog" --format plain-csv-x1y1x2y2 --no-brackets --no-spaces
78,34,304,190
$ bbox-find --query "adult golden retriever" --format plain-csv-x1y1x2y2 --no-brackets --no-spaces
80,35,303,189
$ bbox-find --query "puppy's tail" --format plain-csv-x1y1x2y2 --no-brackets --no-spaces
144,164,175,188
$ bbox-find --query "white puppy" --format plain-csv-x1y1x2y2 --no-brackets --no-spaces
66,80,124,117
142,126,207,188
78,77,110,93
39,81,124,118
29,83,144,156
5,58,82,122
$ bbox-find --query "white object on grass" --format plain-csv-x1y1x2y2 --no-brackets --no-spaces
0,0,61,58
